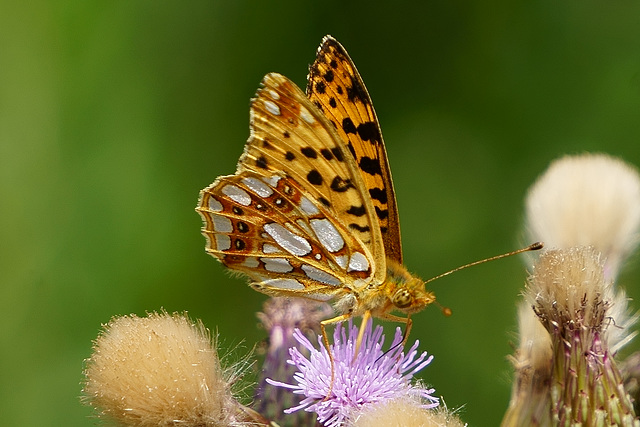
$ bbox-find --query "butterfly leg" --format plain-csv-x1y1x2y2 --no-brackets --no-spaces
354,310,372,358
378,313,413,350
320,313,353,400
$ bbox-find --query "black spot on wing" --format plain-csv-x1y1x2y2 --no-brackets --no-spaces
349,223,370,232
342,118,357,134
342,118,381,145
330,176,354,192
375,206,389,220
234,239,246,250
307,170,323,186
330,147,344,162
347,142,357,159
330,59,338,69
274,197,287,208
256,155,268,169
285,151,295,161
301,147,317,159
347,205,366,216
319,197,331,208
324,69,334,82
320,148,333,160
237,221,249,233
283,131,290,138
329,97,337,108
315,81,326,94
359,156,382,176
357,121,381,144
347,75,369,104
369,188,388,204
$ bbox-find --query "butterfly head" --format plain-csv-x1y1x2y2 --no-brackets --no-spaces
391,278,436,314
385,259,436,314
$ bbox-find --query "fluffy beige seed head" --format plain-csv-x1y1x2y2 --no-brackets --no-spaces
511,248,639,424
525,153,640,278
348,398,466,427
525,247,635,352
83,312,255,426
527,247,608,328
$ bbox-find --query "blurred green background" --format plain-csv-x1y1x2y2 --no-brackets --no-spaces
2,1,640,426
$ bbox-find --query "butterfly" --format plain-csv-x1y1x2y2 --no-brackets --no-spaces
196,35,542,356
196,36,440,344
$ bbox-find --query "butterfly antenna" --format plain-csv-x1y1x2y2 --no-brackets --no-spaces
424,242,544,287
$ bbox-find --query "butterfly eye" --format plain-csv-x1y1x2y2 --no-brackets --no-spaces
392,289,413,309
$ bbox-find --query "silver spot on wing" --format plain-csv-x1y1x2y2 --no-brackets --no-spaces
264,223,312,256
302,264,341,286
222,185,251,206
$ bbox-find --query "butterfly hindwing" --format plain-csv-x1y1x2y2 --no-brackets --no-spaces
198,171,376,297
306,36,403,264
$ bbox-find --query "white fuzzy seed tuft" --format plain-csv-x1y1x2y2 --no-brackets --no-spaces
525,153,640,278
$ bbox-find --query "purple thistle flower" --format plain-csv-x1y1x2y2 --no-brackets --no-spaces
267,319,439,427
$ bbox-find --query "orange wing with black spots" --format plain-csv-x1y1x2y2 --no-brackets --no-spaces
306,35,403,264
197,36,442,334
197,72,388,293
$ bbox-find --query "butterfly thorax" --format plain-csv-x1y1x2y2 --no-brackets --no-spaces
348,258,435,318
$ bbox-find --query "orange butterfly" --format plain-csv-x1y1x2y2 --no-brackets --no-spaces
196,36,541,353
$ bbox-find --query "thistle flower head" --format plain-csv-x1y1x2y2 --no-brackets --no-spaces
350,397,466,427
83,311,261,426
267,319,438,427
526,247,634,351
505,153,640,425
257,297,334,357
523,153,639,352
525,248,637,424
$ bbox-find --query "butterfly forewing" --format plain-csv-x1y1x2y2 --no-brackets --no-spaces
306,36,403,263
237,73,386,281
